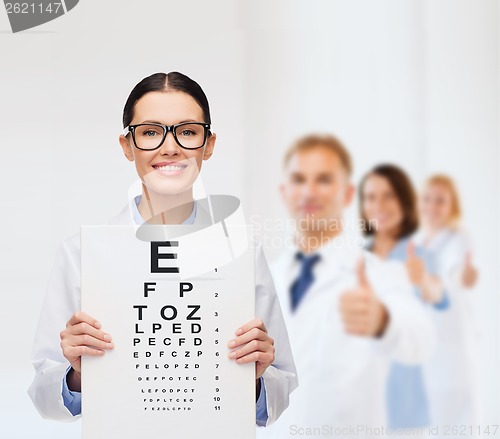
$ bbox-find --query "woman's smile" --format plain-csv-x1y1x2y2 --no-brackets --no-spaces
152,160,189,177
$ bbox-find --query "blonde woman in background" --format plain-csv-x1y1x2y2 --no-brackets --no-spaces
414,174,480,435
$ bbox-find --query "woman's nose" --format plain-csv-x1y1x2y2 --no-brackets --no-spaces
159,131,181,155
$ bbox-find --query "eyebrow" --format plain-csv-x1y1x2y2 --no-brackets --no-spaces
139,119,202,125
289,171,334,178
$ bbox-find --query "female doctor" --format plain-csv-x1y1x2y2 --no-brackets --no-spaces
359,164,448,432
27,71,298,426
413,174,480,432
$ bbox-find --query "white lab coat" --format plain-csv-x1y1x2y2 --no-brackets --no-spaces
257,233,436,439
414,228,480,431
27,197,298,426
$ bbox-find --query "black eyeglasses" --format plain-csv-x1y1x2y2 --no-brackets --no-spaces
123,122,211,150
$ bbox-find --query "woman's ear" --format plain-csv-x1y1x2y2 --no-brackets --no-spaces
119,135,135,162
202,132,216,161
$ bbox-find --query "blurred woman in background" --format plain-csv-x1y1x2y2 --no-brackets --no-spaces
414,174,480,433
359,164,448,432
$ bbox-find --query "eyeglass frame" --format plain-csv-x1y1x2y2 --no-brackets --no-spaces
123,121,212,151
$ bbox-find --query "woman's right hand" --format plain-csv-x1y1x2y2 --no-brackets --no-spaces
60,311,114,390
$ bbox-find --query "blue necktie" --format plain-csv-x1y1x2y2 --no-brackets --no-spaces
290,252,321,312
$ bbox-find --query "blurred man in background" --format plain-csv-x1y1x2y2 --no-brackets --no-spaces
257,134,436,439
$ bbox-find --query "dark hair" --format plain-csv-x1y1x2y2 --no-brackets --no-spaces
122,71,211,128
359,163,419,239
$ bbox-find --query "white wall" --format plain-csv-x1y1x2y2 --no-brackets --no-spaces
0,0,498,436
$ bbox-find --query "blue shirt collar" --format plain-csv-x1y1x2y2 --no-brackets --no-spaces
131,194,197,225
364,235,412,261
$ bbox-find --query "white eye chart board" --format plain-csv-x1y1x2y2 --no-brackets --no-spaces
81,225,256,439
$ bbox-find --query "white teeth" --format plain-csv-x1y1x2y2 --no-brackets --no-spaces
155,165,185,171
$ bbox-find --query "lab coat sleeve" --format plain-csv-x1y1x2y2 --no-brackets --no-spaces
369,257,436,365
254,240,299,427
442,231,472,290
27,235,82,421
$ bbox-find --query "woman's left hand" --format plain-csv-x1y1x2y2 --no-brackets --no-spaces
227,318,275,379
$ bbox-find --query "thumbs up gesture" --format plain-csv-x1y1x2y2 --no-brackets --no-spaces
405,241,426,287
405,241,446,304
462,251,479,289
339,256,389,337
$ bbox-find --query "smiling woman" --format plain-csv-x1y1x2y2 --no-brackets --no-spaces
27,71,298,427
119,72,216,224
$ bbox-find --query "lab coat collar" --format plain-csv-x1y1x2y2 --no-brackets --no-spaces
413,228,455,251
282,230,362,269
106,193,213,227
279,230,365,310
130,194,198,226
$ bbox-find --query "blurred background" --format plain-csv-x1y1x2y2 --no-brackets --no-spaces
0,0,498,437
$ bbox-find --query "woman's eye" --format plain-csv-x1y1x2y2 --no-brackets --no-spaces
144,130,158,137
179,130,195,137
